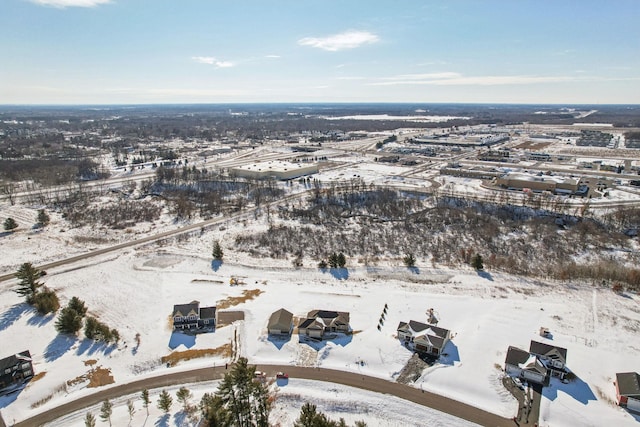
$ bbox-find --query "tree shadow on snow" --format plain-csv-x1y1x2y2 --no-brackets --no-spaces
173,410,188,426
0,303,31,332
211,260,222,272
329,268,349,280
44,334,77,362
543,374,597,404
168,332,196,350
439,341,461,366
155,414,170,427
26,312,54,327
477,270,494,281
267,334,291,350
407,266,420,275
76,338,116,357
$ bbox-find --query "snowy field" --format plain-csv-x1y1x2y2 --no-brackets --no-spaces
1,222,639,426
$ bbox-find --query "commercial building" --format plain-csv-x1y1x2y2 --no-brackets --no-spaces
230,161,319,180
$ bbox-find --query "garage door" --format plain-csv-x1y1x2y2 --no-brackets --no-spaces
628,397,640,413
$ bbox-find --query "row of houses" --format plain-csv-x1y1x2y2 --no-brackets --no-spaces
173,301,452,360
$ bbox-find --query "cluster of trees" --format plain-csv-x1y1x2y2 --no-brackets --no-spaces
3,209,50,231
235,188,640,290
318,252,346,269
84,316,120,344
14,263,59,314
60,199,162,228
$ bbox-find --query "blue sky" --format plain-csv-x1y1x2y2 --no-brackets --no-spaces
1,0,639,104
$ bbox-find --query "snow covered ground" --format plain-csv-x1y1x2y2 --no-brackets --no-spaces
1,225,639,426
1,150,640,426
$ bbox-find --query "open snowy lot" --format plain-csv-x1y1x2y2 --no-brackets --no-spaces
1,219,640,426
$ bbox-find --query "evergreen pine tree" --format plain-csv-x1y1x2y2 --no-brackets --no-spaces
328,253,339,268
141,389,150,416
472,254,484,271
337,252,346,268
36,209,50,227
4,217,18,231
14,262,44,304
403,253,416,268
176,386,192,411
99,399,113,427
157,390,173,413
84,412,96,427
68,296,88,317
55,307,83,334
212,241,224,261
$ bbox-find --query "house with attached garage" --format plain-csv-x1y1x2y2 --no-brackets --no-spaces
615,372,640,413
267,308,293,336
0,350,34,394
172,301,216,331
397,320,451,357
529,340,568,379
504,346,550,387
298,309,350,339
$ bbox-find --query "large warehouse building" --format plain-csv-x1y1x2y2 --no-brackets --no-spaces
496,172,579,194
229,160,319,180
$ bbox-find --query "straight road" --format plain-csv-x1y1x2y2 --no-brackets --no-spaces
13,364,515,427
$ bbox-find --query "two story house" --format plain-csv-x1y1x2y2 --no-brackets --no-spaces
0,350,34,394
172,301,216,331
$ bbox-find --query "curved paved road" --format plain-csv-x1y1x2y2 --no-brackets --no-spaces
12,364,514,427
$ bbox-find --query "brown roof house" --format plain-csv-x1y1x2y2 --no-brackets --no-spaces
298,310,350,340
615,372,640,413
504,346,550,387
397,320,451,357
172,301,216,331
0,350,34,394
268,309,293,336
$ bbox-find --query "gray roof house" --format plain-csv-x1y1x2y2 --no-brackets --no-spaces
298,310,350,339
268,308,293,336
397,320,451,357
529,340,568,378
504,346,550,387
0,350,34,393
172,301,216,331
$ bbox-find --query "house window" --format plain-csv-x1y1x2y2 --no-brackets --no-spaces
4,368,10,374
21,363,31,370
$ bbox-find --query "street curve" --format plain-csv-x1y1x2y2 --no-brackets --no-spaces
13,364,514,427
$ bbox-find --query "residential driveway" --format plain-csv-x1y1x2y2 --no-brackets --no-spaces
12,364,515,427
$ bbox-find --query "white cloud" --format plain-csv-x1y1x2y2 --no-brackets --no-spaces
265,55,281,59
191,56,234,68
30,0,111,7
298,30,379,51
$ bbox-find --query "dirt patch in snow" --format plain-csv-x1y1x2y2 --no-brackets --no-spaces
161,344,232,367
216,289,264,310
